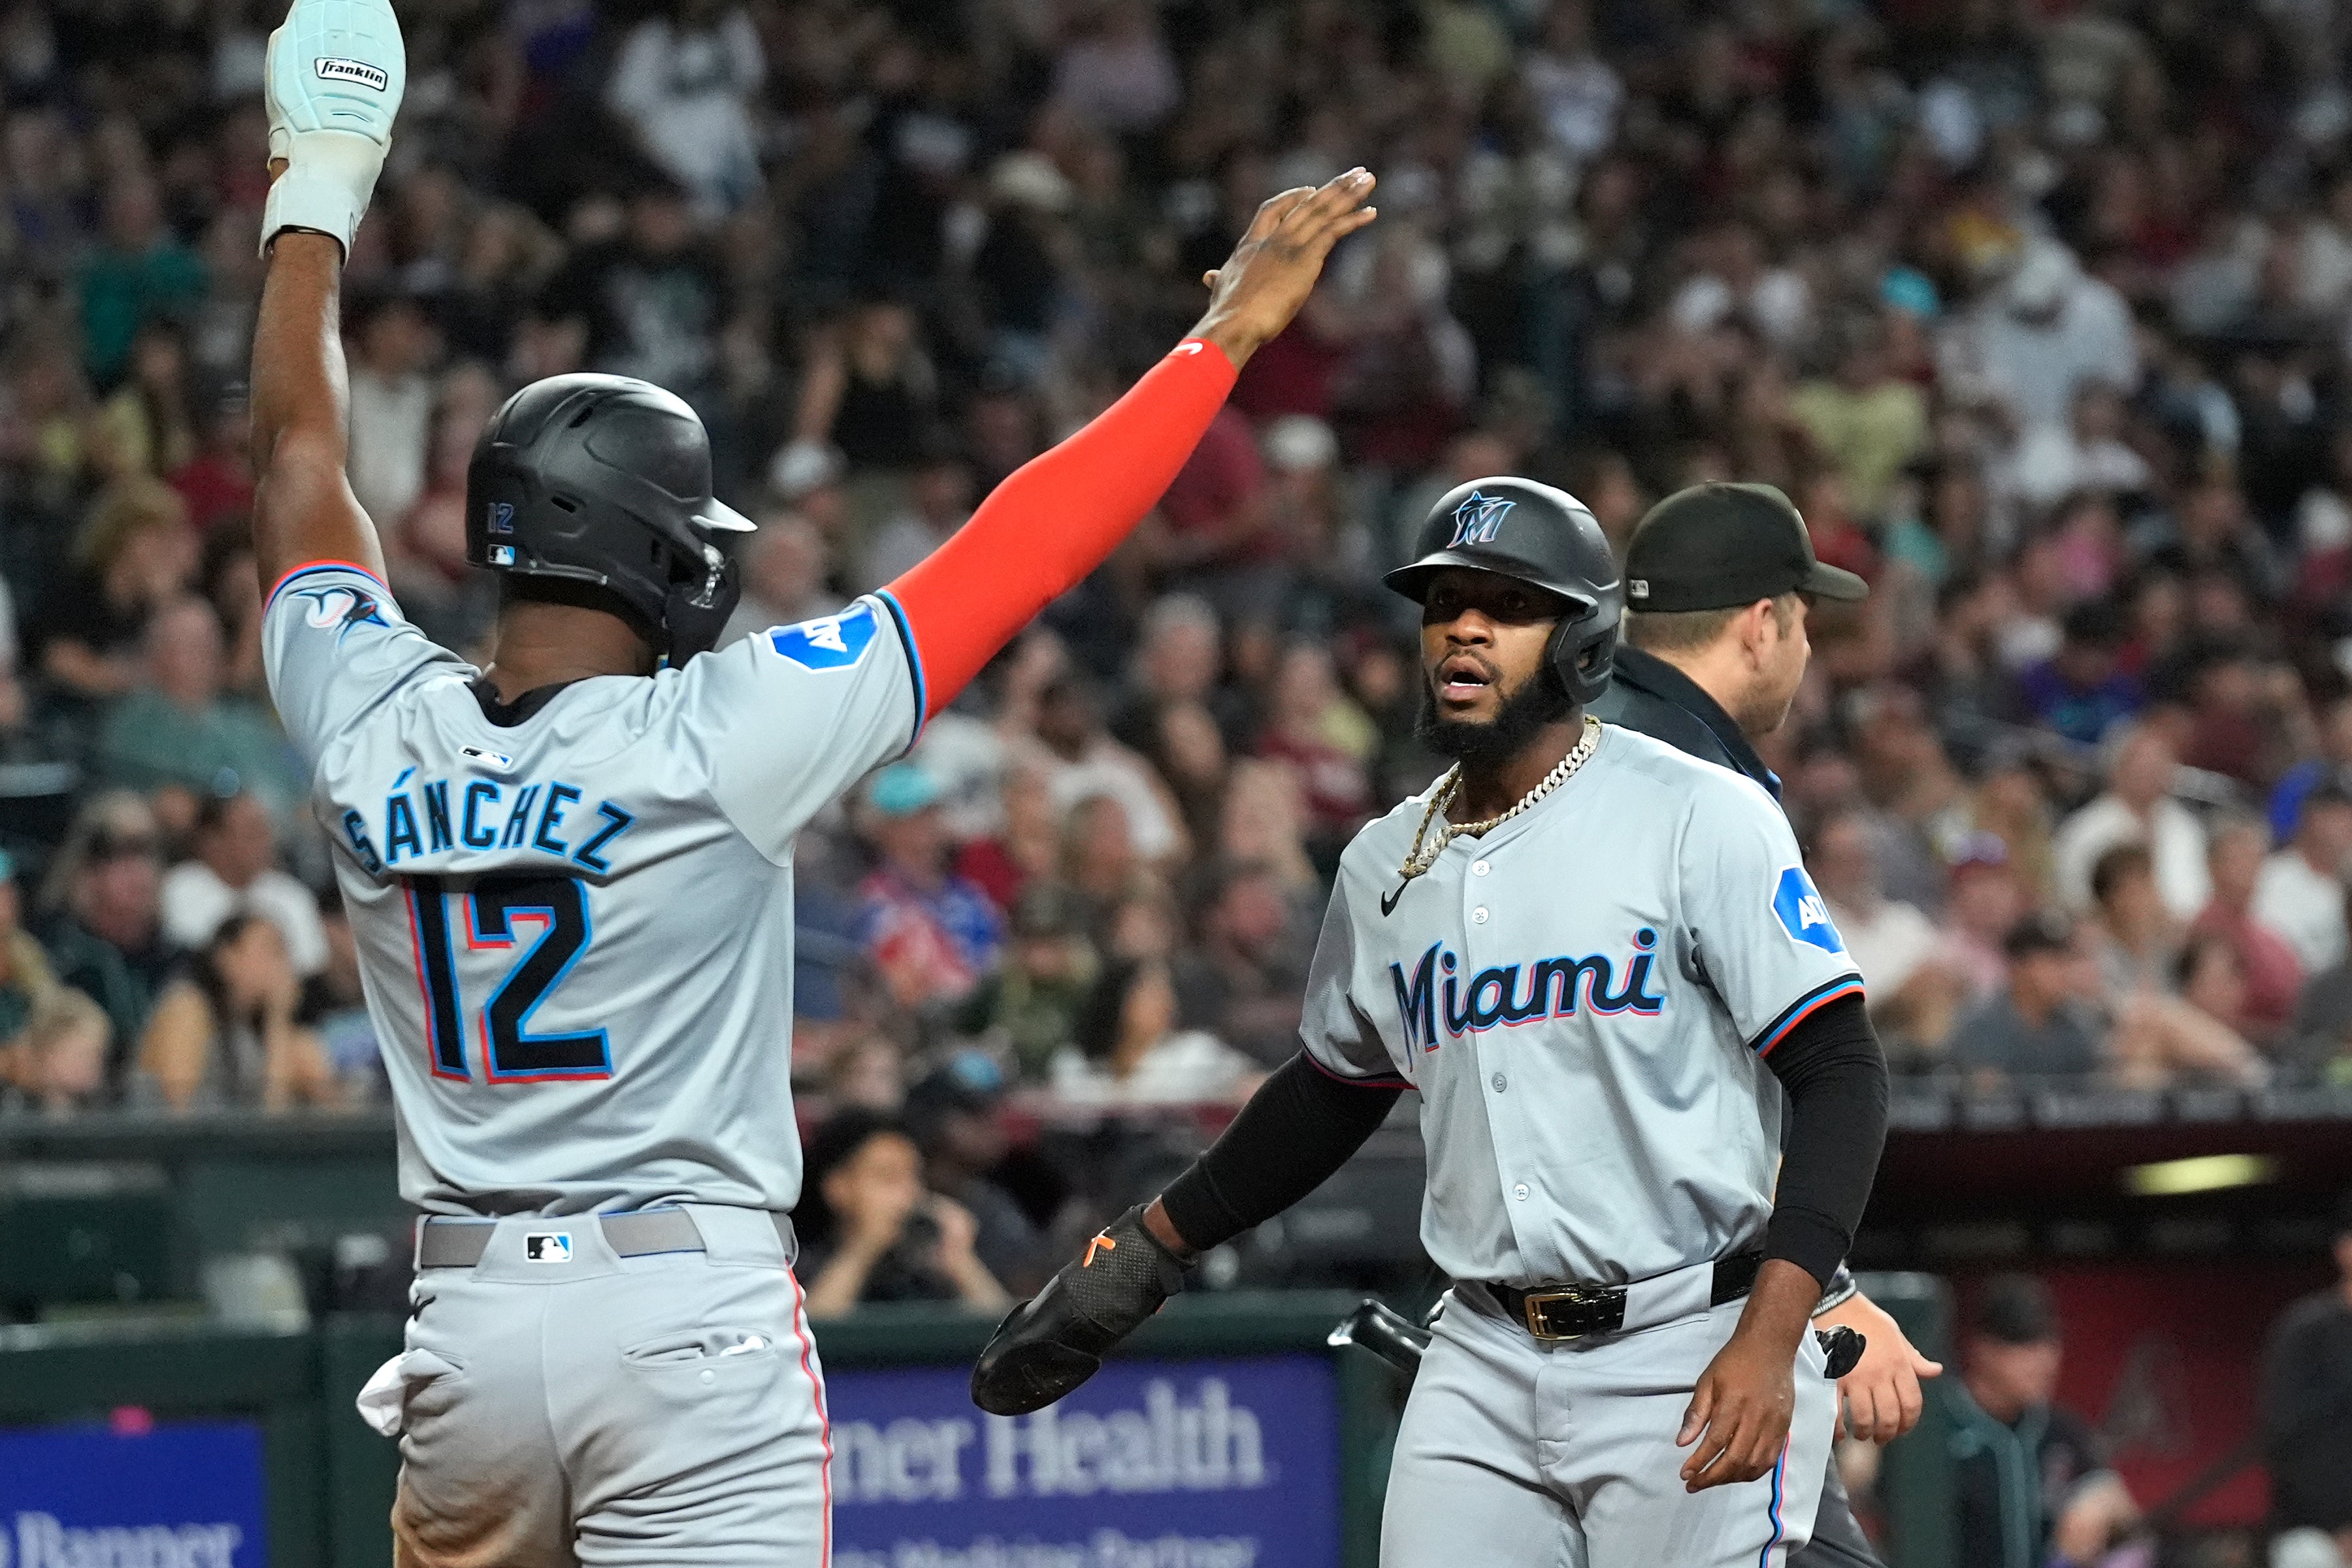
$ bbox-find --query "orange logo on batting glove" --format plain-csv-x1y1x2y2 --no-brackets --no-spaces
1083,1233,1117,1267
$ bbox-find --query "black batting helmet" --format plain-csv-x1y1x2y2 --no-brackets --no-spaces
1384,476,1622,704
466,374,753,664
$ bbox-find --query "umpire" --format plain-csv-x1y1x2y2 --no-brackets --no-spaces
1590,481,1935,1568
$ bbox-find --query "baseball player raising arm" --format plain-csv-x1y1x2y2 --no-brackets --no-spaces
247,1,1372,1562
973,480,1891,1567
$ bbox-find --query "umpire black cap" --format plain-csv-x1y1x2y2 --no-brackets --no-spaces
466,374,753,665
1624,482,1869,612
1385,477,1622,704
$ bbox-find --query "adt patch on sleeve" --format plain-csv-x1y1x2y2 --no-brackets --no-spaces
767,602,879,672
1773,866,1846,953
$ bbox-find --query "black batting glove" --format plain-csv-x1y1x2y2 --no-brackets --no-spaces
970,1206,1189,1416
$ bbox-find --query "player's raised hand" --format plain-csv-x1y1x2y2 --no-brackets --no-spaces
1190,169,1377,368
260,0,406,257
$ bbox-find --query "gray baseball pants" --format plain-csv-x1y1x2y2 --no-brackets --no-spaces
1380,1282,1837,1568
387,1207,831,1568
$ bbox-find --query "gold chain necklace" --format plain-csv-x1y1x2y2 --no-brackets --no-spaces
1396,715,1602,884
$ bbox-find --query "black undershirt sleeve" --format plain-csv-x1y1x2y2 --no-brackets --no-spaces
1760,992,1888,1288
1158,1053,1403,1252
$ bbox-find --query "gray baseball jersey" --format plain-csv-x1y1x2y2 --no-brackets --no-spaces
261,561,923,1215
1302,722,1864,1287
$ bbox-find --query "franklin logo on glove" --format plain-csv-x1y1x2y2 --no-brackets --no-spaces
315,56,387,90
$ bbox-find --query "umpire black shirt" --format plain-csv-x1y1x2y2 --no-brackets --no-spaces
1588,645,1781,802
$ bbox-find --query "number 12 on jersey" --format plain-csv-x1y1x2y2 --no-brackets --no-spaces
405,874,610,1083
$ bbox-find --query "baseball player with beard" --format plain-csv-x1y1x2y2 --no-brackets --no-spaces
974,478,1891,1567
247,0,1375,1560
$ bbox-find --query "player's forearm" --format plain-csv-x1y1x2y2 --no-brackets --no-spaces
1761,993,1889,1288
883,340,1238,711
1152,1051,1401,1252
1729,1258,1823,1356
249,233,351,481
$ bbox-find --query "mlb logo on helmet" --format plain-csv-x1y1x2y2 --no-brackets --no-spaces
1446,491,1514,549
1773,866,1846,954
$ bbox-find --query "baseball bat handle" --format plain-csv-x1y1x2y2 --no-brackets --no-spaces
1328,1298,1433,1376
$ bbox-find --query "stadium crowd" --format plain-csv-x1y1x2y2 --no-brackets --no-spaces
7,0,2352,1152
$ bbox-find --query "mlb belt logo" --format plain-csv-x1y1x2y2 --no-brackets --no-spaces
1446,491,1514,547
525,1232,574,1263
1774,866,1846,954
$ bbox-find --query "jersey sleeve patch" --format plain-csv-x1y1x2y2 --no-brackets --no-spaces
1773,866,1846,954
767,602,880,672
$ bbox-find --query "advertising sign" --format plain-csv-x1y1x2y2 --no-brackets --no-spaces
0,1420,267,1568
828,1352,1341,1567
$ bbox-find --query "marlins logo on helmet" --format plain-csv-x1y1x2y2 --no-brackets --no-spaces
1446,491,1516,548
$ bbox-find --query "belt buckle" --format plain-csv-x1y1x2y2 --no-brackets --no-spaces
1521,1285,1601,1341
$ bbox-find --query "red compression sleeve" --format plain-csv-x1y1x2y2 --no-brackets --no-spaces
883,338,1239,714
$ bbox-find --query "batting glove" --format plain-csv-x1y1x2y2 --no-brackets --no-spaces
260,0,405,258
970,1207,1189,1416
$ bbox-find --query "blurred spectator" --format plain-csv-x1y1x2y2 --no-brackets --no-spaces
856,764,1004,1012
542,184,725,406
1791,312,1927,523
342,291,440,536
2053,724,2210,920
719,514,845,646
2274,698,2352,845
1810,808,1962,1053
2259,785,2352,978
902,1053,1051,1296
94,321,197,481
783,301,939,482
1170,860,1313,1069
795,1108,1011,1320
37,792,176,1085
2017,602,2141,747
303,890,380,1100
955,761,1062,916
1952,1275,2141,1568
1947,912,2107,1085
95,597,299,819
31,480,197,703
1027,676,1185,863
2087,843,2178,1001
953,881,1093,1085
134,912,338,1113
78,177,204,389
1935,836,2025,1007
159,790,327,977
1051,956,1259,1105
2191,815,2303,1046
1955,240,2137,434
1253,642,1373,860
0,849,108,1116
2262,1192,2352,1547
604,0,764,218
857,451,971,594
1109,595,1245,754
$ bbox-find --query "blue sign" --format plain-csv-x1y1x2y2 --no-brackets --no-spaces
826,1353,1341,1568
0,1420,267,1567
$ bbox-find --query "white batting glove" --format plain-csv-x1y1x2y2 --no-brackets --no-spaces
259,0,406,258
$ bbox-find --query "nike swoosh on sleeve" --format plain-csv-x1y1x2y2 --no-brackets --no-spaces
1171,342,1204,356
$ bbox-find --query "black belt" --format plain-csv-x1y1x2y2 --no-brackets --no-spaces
1485,1250,1764,1341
